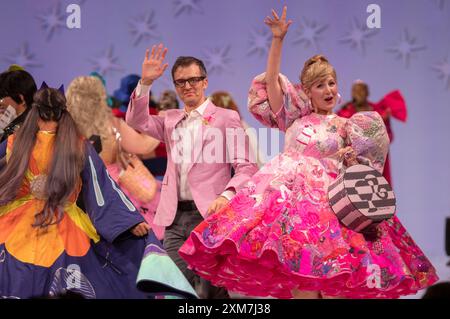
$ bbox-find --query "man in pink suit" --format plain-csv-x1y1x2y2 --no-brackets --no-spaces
126,44,258,298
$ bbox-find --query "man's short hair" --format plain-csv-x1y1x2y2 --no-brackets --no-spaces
171,56,207,80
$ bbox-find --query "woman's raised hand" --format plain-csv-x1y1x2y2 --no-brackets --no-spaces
264,6,293,40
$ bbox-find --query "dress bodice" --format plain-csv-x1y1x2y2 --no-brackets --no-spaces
284,113,347,158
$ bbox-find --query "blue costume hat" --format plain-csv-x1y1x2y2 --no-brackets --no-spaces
113,74,140,113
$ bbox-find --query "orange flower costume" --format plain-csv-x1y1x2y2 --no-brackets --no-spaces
0,132,197,299
0,132,99,268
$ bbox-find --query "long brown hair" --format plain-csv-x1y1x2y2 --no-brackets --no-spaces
0,88,85,227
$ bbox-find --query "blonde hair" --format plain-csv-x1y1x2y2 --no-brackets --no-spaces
66,76,113,142
300,55,337,90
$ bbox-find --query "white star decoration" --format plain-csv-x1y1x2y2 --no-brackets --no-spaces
339,18,378,55
173,0,203,17
5,43,41,69
37,2,66,41
432,57,450,90
387,29,426,68
247,28,271,57
129,11,160,46
292,18,328,50
90,46,123,76
203,46,232,74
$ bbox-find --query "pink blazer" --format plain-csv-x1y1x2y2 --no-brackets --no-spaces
126,90,258,227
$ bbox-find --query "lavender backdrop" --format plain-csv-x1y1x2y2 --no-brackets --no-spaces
1,0,449,296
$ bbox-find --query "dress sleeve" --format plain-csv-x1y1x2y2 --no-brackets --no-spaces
248,72,311,132
345,111,390,174
80,141,145,243
375,90,407,122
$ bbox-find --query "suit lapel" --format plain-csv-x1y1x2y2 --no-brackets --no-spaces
167,109,186,176
169,109,187,128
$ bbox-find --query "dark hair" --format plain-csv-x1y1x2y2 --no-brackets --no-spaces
171,56,207,80
0,88,85,228
158,90,179,111
149,93,159,109
0,70,37,107
352,81,370,97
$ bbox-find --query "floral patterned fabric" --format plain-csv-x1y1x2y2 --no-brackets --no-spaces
179,74,438,298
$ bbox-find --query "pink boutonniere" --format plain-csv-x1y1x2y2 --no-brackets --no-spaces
202,115,214,126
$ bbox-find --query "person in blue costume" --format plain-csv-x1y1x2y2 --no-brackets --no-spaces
0,85,196,299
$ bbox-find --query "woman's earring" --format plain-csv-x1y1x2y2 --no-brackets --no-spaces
308,99,316,113
337,93,342,104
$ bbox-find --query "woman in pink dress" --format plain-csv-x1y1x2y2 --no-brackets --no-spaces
179,7,438,298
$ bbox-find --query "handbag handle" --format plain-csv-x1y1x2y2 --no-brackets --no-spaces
335,145,359,175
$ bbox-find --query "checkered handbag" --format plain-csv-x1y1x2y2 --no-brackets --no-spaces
328,164,396,232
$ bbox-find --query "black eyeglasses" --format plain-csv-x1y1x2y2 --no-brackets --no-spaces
173,76,206,88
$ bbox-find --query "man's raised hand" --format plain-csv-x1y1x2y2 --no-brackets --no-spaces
141,43,169,85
